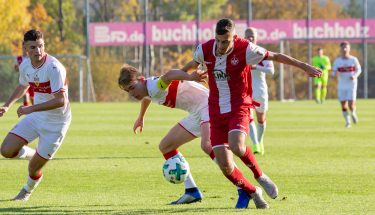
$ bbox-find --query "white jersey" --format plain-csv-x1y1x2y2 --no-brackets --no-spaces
146,77,209,114
252,60,274,100
19,54,71,122
332,56,361,90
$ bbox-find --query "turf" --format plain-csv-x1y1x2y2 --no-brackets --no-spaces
0,100,374,214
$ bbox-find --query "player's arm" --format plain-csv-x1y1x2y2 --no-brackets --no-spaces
0,84,29,117
254,61,275,75
352,58,362,80
267,51,321,77
159,69,207,90
181,60,200,73
17,91,67,117
133,97,151,134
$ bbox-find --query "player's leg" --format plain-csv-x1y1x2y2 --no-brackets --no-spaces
321,73,329,103
13,120,70,201
1,116,38,160
314,77,322,104
256,111,266,155
213,145,268,209
348,87,358,124
249,118,260,154
159,123,202,204
13,153,48,201
340,100,351,128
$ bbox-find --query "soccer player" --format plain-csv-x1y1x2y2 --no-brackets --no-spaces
118,65,210,204
312,48,331,104
332,41,361,128
244,27,275,155
180,18,321,209
14,43,34,106
0,30,71,201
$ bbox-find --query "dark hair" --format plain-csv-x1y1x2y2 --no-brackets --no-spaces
317,47,323,51
118,64,142,91
216,18,235,35
23,30,43,42
340,41,350,47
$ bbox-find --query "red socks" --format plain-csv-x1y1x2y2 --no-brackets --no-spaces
240,147,262,178
163,149,178,160
225,167,256,193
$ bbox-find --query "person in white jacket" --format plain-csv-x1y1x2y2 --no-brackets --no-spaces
244,27,275,155
332,41,361,128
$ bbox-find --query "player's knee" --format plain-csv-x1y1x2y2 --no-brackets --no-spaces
200,140,212,155
228,143,244,157
218,162,234,176
0,146,17,158
158,140,172,154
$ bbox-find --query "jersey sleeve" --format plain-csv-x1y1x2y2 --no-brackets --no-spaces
18,63,29,86
353,57,362,78
147,77,164,99
193,44,204,65
325,56,332,71
332,59,338,76
256,60,274,75
246,42,268,65
49,62,67,93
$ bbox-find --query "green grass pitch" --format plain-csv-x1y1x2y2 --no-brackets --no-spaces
0,100,374,214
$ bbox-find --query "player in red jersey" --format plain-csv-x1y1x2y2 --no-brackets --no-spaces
180,18,321,209
14,44,34,106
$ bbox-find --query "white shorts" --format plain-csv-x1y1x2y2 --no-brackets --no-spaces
178,106,209,137
10,114,71,160
253,96,268,113
338,88,357,101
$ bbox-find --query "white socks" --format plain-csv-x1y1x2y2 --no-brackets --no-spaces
16,146,35,160
257,122,266,144
342,111,351,125
249,121,259,145
184,172,197,189
23,174,43,193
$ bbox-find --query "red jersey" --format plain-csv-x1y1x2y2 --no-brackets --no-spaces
193,36,268,115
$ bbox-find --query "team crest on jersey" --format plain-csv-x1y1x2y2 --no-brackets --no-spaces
34,75,40,86
231,55,239,65
213,69,229,81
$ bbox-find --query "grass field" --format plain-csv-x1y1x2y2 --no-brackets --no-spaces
0,100,374,215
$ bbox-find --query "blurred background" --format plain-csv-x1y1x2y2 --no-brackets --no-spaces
0,0,374,102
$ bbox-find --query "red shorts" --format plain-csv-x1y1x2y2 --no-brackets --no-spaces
210,107,251,147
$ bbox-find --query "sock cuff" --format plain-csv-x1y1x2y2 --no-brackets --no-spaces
163,149,179,160
241,147,251,159
29,172,43,180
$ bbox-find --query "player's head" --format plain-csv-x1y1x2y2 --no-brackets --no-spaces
317,47,323,56
244,27,257,44
118,64,148,100
215,18,235,55
23,30,45,62
340,41,350,56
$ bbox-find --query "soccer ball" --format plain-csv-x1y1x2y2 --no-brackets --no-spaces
162,155,190,184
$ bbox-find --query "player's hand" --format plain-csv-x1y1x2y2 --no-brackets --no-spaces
350,76,355,80
133,117,144,134
304,64,322,77
0,106,9,117
190,70,208,83
17,106,33,117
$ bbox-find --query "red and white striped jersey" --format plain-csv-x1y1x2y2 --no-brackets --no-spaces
193,35,268,115
146,77,208,114
332,56,361,90
19,54,71,122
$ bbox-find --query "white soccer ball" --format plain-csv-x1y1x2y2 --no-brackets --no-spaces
162,155,190,184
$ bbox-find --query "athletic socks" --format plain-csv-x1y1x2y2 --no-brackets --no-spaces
163,149,197,189
23,173,43,193
249,121,259,145
15,146,35,160
240,147,262,178
257,122,266,144
225,167,256,194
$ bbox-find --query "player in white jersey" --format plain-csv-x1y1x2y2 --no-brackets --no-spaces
0,30,71,201
332,41,361,128
118,64,211,204
244,27,275,155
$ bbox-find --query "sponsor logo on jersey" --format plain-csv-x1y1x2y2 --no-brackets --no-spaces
204,61,213,65
213,69,229,81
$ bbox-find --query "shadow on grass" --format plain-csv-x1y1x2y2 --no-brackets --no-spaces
0,206,240,214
